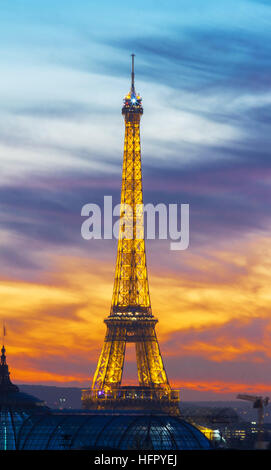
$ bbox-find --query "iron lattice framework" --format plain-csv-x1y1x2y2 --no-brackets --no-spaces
111,111,151,315
82,56,179,413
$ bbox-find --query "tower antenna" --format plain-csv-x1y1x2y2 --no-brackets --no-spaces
131,53,135,93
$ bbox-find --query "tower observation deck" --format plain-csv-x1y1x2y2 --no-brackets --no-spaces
82,56,179,414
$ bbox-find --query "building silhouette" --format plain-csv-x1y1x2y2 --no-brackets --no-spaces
0,345,48,450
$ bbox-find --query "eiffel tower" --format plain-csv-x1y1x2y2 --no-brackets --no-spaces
82,56,179,413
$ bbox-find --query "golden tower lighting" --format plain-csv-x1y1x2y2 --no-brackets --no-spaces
82,55,179,413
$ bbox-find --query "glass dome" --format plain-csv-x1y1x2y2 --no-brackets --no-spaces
17,410,212,450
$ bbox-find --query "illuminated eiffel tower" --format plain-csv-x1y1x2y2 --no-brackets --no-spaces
82,56,179,413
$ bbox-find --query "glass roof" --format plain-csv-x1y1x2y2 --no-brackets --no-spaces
17,411,211,450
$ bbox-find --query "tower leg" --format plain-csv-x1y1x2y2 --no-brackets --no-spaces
92,325,126,391
136,325,170,389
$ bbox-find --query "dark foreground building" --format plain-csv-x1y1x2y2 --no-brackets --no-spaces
0,345,48,449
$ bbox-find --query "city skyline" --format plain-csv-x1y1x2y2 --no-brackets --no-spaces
0,0,271,400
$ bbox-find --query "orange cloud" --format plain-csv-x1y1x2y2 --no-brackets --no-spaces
175,380,271,396
151,235,271,339
0,232,270,392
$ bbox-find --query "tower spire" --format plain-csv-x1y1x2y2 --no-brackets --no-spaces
0,344,19,392
131,53,135,93
2,321,6,347
1,345,7,366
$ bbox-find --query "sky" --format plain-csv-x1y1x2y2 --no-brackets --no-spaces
1,0,271,400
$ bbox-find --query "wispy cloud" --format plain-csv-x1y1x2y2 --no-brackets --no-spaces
0,0,270,397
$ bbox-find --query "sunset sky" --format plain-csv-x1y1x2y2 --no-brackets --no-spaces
1,0,271,400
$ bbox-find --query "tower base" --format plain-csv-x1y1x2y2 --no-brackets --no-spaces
82,386,180,415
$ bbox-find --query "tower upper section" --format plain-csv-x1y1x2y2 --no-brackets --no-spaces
122,54,143,119
110,54,151,317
